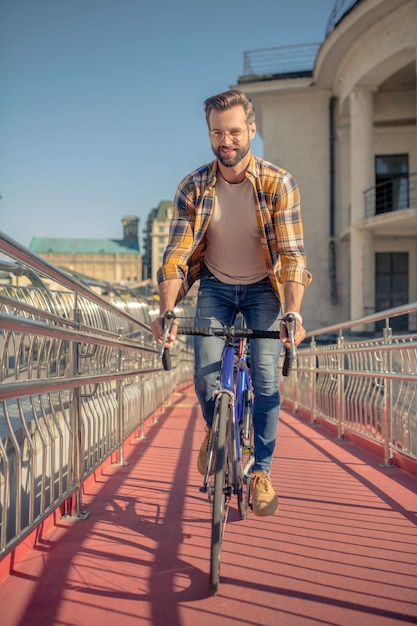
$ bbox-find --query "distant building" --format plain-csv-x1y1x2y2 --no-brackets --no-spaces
237,0,416,331
142,201,173,285
30,216,142,284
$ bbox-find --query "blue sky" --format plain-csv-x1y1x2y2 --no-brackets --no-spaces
1,0,336,248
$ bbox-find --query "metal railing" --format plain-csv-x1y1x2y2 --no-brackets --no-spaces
325,0,363,36
364,172,416,218
239,0,365,83
239,43,321,82
1,228,416,562
280,303,417,467
0,231,194,560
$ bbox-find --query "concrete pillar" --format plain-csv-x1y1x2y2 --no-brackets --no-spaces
349,88,374,321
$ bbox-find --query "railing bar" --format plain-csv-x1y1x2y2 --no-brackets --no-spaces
0,230,150,332
0,312,155,353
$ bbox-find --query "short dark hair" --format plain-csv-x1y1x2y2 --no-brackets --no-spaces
204,89,255,127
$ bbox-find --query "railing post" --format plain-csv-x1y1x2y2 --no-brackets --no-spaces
135,340,147,440
310,336,317,423
67,307,89,519
115,327,128,466
381,324,395,467
337,332,345,440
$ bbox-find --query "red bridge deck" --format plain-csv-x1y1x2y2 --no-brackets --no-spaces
1,383,417,626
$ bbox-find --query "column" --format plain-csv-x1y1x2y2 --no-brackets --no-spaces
349,88,374,322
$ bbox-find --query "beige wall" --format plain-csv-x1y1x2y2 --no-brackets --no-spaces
39,253,142,284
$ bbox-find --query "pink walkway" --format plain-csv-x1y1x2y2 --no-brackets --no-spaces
1,383,416,626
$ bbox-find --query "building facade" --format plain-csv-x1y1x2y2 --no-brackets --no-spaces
30,216,142,285
142,201,173,285
238,0,417,331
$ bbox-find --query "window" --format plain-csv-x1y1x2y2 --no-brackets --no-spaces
375,252,409,331
375,155,409,214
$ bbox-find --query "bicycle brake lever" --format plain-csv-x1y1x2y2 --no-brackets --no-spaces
158,310,175,356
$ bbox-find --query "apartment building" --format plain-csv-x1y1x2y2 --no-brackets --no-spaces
238,0,416,331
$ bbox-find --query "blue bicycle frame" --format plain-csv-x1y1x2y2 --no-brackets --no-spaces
219,344,252,463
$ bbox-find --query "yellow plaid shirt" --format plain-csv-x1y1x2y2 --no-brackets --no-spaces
158,154,312,305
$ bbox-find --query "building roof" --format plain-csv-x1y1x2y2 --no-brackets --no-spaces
29,237,140,255
156,201,173,222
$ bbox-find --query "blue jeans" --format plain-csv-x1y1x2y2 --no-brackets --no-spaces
194,266,283,474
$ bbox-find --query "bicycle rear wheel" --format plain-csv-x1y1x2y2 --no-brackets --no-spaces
210,392,231,596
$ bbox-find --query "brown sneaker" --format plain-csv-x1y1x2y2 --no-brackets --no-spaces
197,427,216,476
250,471,279,516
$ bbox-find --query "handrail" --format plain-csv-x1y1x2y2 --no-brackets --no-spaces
280,302,417,469
0,230,195,561
305,301,417,339
0,231,150,331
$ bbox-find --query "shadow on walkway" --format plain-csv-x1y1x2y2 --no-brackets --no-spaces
1,384,417,626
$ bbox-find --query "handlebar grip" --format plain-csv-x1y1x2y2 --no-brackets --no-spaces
282,347,295,377
282,312,297,377
160,310,176,370
162,348,172,371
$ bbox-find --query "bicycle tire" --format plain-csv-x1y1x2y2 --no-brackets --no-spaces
209,393,230,596
238,389,254,519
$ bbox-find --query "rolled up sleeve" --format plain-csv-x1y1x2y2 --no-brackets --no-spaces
274,172,312,287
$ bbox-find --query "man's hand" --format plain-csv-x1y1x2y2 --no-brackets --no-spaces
151,314,178,348
151,278,182,347
281,281,306,348
280,318,305,348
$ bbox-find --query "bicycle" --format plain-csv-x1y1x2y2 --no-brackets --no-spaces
160,311,296,596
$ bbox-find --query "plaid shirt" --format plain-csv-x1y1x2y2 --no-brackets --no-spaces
158,154,312,305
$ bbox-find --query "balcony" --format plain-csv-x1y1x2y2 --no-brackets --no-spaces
238,43,320,84
358,173,417,236
238,1,365,84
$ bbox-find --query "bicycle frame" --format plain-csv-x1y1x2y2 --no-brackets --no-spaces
203,338,252,493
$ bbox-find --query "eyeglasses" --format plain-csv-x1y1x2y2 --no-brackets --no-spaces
208,126,249,144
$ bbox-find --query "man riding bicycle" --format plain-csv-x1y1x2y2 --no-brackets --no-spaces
151,89,311,516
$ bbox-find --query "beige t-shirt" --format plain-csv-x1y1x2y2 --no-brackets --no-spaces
204,175,268,284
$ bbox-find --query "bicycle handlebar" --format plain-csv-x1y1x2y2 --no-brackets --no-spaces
174,326,281,339
160,311,297,376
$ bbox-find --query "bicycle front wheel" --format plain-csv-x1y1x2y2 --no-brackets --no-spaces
210,392,231,596
238,388,254,519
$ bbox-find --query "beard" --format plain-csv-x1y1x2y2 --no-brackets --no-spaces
212,140,251,168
